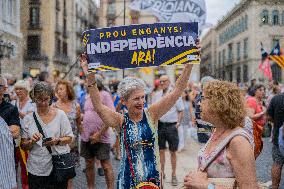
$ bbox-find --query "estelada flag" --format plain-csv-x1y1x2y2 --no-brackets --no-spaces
269,42,284,69
258,43,272,81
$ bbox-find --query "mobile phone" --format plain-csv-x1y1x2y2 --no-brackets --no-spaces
43,137,52,143
3,93,11,103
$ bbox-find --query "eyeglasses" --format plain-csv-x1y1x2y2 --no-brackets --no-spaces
35,98,50,103
0,85,5,90
160,80,168,84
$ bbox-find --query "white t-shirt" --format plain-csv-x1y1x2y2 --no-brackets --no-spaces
21,109,74,176
152,88,184,123
12,98,36,147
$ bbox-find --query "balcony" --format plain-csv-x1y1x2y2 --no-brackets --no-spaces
55,24,62,34
53,54,70,65
25,53,48,61
29,0,41,5
28,22,43,30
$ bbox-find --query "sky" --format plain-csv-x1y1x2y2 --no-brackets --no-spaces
205,0,241,25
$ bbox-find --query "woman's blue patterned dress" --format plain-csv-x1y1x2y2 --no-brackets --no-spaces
117,109,161,189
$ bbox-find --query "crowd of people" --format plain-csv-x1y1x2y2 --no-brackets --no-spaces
0,62,284,189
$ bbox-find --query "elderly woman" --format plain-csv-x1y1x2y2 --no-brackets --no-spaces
20,82,74,189
80,54,193,188
183,80,258,189
13,80,35,189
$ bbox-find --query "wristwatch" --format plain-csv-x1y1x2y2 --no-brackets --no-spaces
208,183,215,189
56,138,61,145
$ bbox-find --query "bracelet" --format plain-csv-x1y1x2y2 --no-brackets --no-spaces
56,138,61,145
30,139,35,145
87,82,97,88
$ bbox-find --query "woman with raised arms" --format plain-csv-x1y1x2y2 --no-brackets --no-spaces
80,54,193,189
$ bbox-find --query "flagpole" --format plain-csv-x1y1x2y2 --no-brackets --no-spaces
122,0,126,78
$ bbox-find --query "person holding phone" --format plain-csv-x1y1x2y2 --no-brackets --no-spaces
20,82,74,189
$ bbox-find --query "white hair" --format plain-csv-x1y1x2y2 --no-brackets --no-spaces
14,80,31,92
118,77,146,100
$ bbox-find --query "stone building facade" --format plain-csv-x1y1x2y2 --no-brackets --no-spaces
0,0,23,77
21,0,74,77
21,0,99,79
201,0,284,83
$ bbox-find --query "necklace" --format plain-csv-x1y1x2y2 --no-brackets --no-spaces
210,129,227,142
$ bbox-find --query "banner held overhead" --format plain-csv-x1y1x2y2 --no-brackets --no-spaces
82,22,200,72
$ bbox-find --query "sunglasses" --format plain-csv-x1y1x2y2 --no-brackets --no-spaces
200,95,210,100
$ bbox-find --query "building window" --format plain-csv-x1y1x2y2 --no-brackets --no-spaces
228,43,233,63
244,38,248,59
222,49,226,66
63,19,67,34
222,70,226,80
30,7,40,27
229,71,233,82
272,10,279,25
245,15,248,29
55,38,61,55
282,11,284,25
27,35,40,55
272,39,279,49
2,0,14,24
271,63,282,82
107,3,116,19
63,42,67,55
243,65,248,82
218,51,221,67
261,10,269,24
236,66,241,83
63,0,66,16
237,42,241,61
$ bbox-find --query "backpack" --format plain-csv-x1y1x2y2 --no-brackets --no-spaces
252,121,263,159
278,125,284,156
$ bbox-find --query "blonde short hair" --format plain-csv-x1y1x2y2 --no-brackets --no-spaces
203,80,245,129
14,80,31,92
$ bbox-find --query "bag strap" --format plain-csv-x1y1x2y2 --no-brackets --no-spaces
33,112,52,154
122,118,137,186
200,129,251,171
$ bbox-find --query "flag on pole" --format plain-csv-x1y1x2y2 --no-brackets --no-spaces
269,42,284,69
259,43,272,81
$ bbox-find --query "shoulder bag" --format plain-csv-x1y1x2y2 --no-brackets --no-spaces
198,130,267,189
33,112,76,182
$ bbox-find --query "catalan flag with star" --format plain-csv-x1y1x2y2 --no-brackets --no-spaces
269,42,284,69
